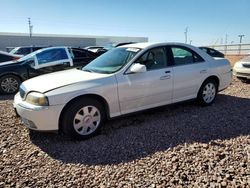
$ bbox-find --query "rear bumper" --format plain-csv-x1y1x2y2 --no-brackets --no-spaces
219,71,232,91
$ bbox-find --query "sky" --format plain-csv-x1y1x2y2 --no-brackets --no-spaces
0,0,250,45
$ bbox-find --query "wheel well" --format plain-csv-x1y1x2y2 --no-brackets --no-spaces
58,94,110,132
203,75,219,88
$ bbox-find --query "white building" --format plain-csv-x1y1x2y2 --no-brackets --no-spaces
0,32,148,51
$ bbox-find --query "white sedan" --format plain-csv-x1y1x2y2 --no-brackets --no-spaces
14,43,232,139
233,54,250,82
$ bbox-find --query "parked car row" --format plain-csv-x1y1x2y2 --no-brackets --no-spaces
13,42,232,140
0,47,98,94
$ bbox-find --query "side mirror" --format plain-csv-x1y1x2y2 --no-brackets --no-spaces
129,63,146,73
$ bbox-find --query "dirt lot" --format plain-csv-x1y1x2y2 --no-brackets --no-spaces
225,55,246,66
0,77,249,187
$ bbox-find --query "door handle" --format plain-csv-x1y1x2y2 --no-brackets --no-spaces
165,70,171,74
200,70,207,74
160,75,171,80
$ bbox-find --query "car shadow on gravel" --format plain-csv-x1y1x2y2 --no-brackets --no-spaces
0,94,14,101
30,94,250,165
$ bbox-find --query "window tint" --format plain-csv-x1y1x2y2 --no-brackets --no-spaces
33,47,43,51
136,47,167,70
36,48,68,65
200,48,208,53
17,48,31,55
209,49,220,56
171,47,203,66
72,49,88,58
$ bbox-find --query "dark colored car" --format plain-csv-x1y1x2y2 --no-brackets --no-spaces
95,42,137,56
9,46,48,56
0,47,98,94
199,47,224,58
0,51,22,63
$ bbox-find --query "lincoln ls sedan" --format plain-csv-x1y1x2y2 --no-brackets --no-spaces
14,43,232,140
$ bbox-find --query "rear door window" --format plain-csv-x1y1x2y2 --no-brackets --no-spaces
36,48,68,65
171,46,204,66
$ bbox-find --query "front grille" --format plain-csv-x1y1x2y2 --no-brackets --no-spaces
19,87,26,100
236,72,250,77
242,64,250,68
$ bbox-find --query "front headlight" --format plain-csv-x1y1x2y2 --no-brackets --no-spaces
234,62,243,68
26,92,49,106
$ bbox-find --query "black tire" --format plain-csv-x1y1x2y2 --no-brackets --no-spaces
61,97,106,140
0,75,21,94
197,79,218,106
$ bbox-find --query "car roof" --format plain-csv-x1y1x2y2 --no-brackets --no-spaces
120,42,197,50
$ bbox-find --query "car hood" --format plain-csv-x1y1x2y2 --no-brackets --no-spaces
0,60,20,66
21,68,110,93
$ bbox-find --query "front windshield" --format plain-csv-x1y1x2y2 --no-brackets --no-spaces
9,47,19,54
83,47,140,74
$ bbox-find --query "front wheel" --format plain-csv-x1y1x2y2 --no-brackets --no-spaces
197,79,218,106
61,98,105,140
0,75,21,94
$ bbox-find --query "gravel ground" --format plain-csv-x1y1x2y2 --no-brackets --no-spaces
0,77,249,187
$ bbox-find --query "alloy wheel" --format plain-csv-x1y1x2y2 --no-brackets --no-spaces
1,77,19,93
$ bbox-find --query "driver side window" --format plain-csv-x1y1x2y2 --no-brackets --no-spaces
136,47,167,70
36,48,68,65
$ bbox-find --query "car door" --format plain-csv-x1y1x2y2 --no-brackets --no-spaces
170,45,209,103
116,47,173,114
27,48,72,77
71,49,96,68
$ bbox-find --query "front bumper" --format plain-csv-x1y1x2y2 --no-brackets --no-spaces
14,93,64,131
233,67,250,79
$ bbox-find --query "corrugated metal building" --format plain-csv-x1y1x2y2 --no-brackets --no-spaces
0,32,148,51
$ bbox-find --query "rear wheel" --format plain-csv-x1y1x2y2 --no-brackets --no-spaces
61,98,105,140
0,75,21,94
197,79,218,106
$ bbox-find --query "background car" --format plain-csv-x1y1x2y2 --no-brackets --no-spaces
0,47,98,94
199,47,225,58
14,42,232,140
0,50,22,63
84,46,105,53
233,54,250,82
9,46,48,56
95,42,137,56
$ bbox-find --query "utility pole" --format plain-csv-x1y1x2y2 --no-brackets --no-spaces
225,34,228,54
238,34,245,54
238,34,245,44
184,27,188,44
28,18,33,38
